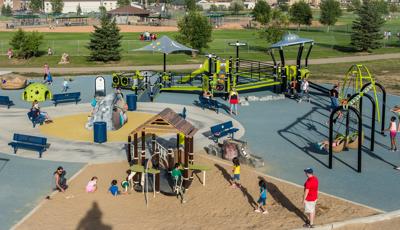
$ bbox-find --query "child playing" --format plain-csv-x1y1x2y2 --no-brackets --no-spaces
108,179,119,196
255,179,268,214
171,163,186,203
62,78,69,92
230,157,241,188
386,116,398,152
86,177,98,193
126,169,136,191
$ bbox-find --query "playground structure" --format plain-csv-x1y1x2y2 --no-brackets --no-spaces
157,33,314,97
327,65,387,173
22,83,52,102
112,71,146,93
0,76,27,90
126,108,209,205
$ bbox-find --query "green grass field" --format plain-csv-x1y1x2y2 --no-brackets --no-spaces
0,11,399,67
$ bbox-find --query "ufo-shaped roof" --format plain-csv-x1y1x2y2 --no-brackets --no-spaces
270,33,314,49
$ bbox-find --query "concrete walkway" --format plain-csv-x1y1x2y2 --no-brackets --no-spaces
0,103,244,163
2,53,400,74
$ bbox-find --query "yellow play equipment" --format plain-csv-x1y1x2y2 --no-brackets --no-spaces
179,59,209,83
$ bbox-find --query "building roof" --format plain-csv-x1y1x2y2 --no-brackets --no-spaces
130,108,198,137
108,5,150,16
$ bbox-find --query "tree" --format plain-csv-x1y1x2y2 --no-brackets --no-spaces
2,4,12,16
209,4,218,12
373,0,388,16
319,0,342,32
87,14,123,62
76,4,82,16
389,3,398,14
176,11,212,52
252,0,271,26
289,1,313,30
347,0,361,12
117,0,131,7
278,3,289,12
351,0,385,51
30,0,43,13
51,0,64,14
217,5,227,11
10,29,43,59
1,5,6,16
229,0,244,15
260,9,289,43
184,0,197,11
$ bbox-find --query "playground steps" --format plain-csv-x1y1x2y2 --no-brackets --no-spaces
235,79,281,92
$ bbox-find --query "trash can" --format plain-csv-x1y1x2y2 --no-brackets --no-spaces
93,121,107,143
126,94,137,111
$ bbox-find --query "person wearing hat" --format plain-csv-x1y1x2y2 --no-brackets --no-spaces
303,168,319,228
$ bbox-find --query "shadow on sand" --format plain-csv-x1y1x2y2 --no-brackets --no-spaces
76,202,112,230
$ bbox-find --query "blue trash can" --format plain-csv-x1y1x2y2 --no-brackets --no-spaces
93,122,107,143
126,94,137,111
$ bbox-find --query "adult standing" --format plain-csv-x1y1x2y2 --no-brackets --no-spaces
229,89,239,115
303,168,319,228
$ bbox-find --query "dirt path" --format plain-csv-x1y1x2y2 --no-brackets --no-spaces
2,53,400,74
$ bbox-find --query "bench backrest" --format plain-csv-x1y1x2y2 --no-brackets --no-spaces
13,133,47,146
0,96,10,102
210,121,234,134
53,92,80,100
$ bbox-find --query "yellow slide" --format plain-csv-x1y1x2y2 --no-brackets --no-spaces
179,59,208,83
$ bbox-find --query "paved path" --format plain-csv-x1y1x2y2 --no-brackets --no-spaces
2,53,400,74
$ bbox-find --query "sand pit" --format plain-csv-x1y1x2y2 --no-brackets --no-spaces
39,112,154,142
16,154,378,230
0,25,179,33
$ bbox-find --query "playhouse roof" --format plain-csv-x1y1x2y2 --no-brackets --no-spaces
130,108,198,137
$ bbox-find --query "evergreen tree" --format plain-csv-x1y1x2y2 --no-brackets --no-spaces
184,0,196,11
30,0,43,13
76,4,82,16
351,0,385,51
389,3,398,14
252,0,271,26
1,5,6,16
51,0,64,14
229,0,244,15
176,11,212,52
209,4,218,12
5,4,12,16
289,1,312,30
87,14,123,62
319,0,342,32
117,0,131,7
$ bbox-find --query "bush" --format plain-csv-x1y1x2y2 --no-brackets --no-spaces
9,29,43,59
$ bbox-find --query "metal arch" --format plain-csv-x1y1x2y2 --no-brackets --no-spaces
329,105,363,173
361,82,386,134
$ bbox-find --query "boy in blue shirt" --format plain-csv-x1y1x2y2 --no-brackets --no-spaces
255,179,268,214
108,179,119,196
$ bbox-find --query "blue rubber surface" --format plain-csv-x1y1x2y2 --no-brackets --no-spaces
156,87,400,212
0,153,84,229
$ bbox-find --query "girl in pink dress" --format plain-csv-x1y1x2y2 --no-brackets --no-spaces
86,177,98,193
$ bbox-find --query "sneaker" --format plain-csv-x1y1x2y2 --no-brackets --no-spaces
262,210,269,214
303,224,310,228
254,209,261,213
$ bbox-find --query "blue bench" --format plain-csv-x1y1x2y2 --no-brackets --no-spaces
8,133,48,158
0,96,13,109
210,121,239,142
52,92,81,106
27,110,45,128
198,95,219,113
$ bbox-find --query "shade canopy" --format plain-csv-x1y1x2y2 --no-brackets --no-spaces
134,36,197,72
270,33,314,49
134,35,197,54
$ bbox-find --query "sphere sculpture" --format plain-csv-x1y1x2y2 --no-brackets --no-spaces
22,82,52,102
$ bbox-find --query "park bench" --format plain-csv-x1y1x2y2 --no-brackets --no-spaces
52,92,81,106
27,110,46,128
197,95,219,113
8,133,48,158
0,96,14,109
210,121,239,142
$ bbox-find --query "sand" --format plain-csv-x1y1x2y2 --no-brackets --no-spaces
17,154,377,230
39,112,154,142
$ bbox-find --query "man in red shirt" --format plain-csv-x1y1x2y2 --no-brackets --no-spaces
303,168,319,228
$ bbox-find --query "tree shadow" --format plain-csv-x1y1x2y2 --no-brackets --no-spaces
214,164,257,208
76,202,112,230
258,176,308,223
